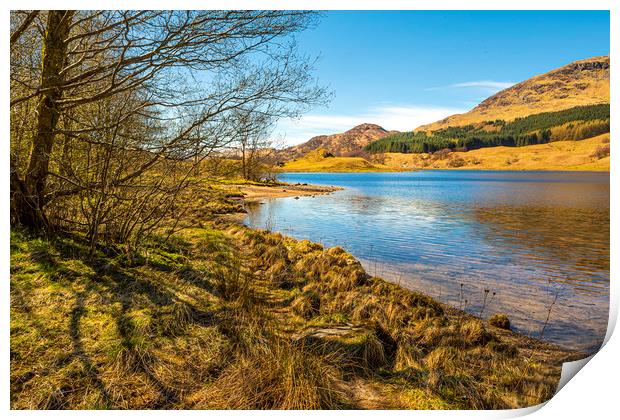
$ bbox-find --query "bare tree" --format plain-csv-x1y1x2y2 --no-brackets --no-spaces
229,107,281,181
10,10,328,234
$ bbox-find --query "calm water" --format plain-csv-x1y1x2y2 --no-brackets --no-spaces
244,171,609,353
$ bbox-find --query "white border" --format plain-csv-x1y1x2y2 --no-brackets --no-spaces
2,1,616,419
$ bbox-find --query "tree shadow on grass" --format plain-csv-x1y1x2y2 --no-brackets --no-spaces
11,232,186,408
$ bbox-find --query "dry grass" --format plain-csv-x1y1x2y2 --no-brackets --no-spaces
291,288,321,319
10,219,582,410
192,340,348,409
383,134,610,171
281,153,398,173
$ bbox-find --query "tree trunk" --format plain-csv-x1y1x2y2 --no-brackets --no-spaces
241,140,247,179
16,11,73,228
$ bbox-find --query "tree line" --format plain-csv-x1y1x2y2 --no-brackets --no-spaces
365,104,610,154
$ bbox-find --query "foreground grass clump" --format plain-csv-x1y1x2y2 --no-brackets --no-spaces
194,340,348,409
11,224,580,409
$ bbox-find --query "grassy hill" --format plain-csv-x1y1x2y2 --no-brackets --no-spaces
280,148,395,172
366,104,610,154
381,134,609,171
276,56,610,172
418,56,609,131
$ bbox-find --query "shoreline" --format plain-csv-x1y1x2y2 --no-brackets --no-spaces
11,220,583,409
214,181,343,224
224,181,343,202
276,167,610,174
228,181,589,357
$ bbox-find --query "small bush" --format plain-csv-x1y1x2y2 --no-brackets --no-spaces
591,144,610,159
447,156,466,168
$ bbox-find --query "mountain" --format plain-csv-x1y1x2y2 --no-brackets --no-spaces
277,123,396,161
417,56,610,131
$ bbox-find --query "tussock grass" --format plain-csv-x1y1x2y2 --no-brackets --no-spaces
194,340,348,409
291,288,321,319
394,333,425,372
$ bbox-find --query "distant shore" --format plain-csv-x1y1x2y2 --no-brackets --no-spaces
276,134,610,173
224,182,342,202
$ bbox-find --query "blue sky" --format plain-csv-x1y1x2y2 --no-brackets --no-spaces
275,10,610,146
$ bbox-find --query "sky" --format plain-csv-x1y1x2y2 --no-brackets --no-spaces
275,10,610,146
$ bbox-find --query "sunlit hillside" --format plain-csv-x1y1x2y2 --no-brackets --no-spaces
417,56,609,131
281,148,395,172
381,134,610,171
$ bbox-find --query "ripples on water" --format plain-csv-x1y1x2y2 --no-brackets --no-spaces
243,171,609,353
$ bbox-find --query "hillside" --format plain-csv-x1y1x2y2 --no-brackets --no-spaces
281,147,395,172
366,104,610,155
278,123,396,160
417,56,610,131
278,56,610,171
381,134,610,171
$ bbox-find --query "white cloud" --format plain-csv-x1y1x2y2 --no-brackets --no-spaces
450,80,515,90
427,80,515,93
274,104,465,147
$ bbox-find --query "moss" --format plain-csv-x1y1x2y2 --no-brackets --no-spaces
397,387,452,410
305,313,350,327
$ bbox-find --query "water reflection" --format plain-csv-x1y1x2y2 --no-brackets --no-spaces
244,171,609,353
